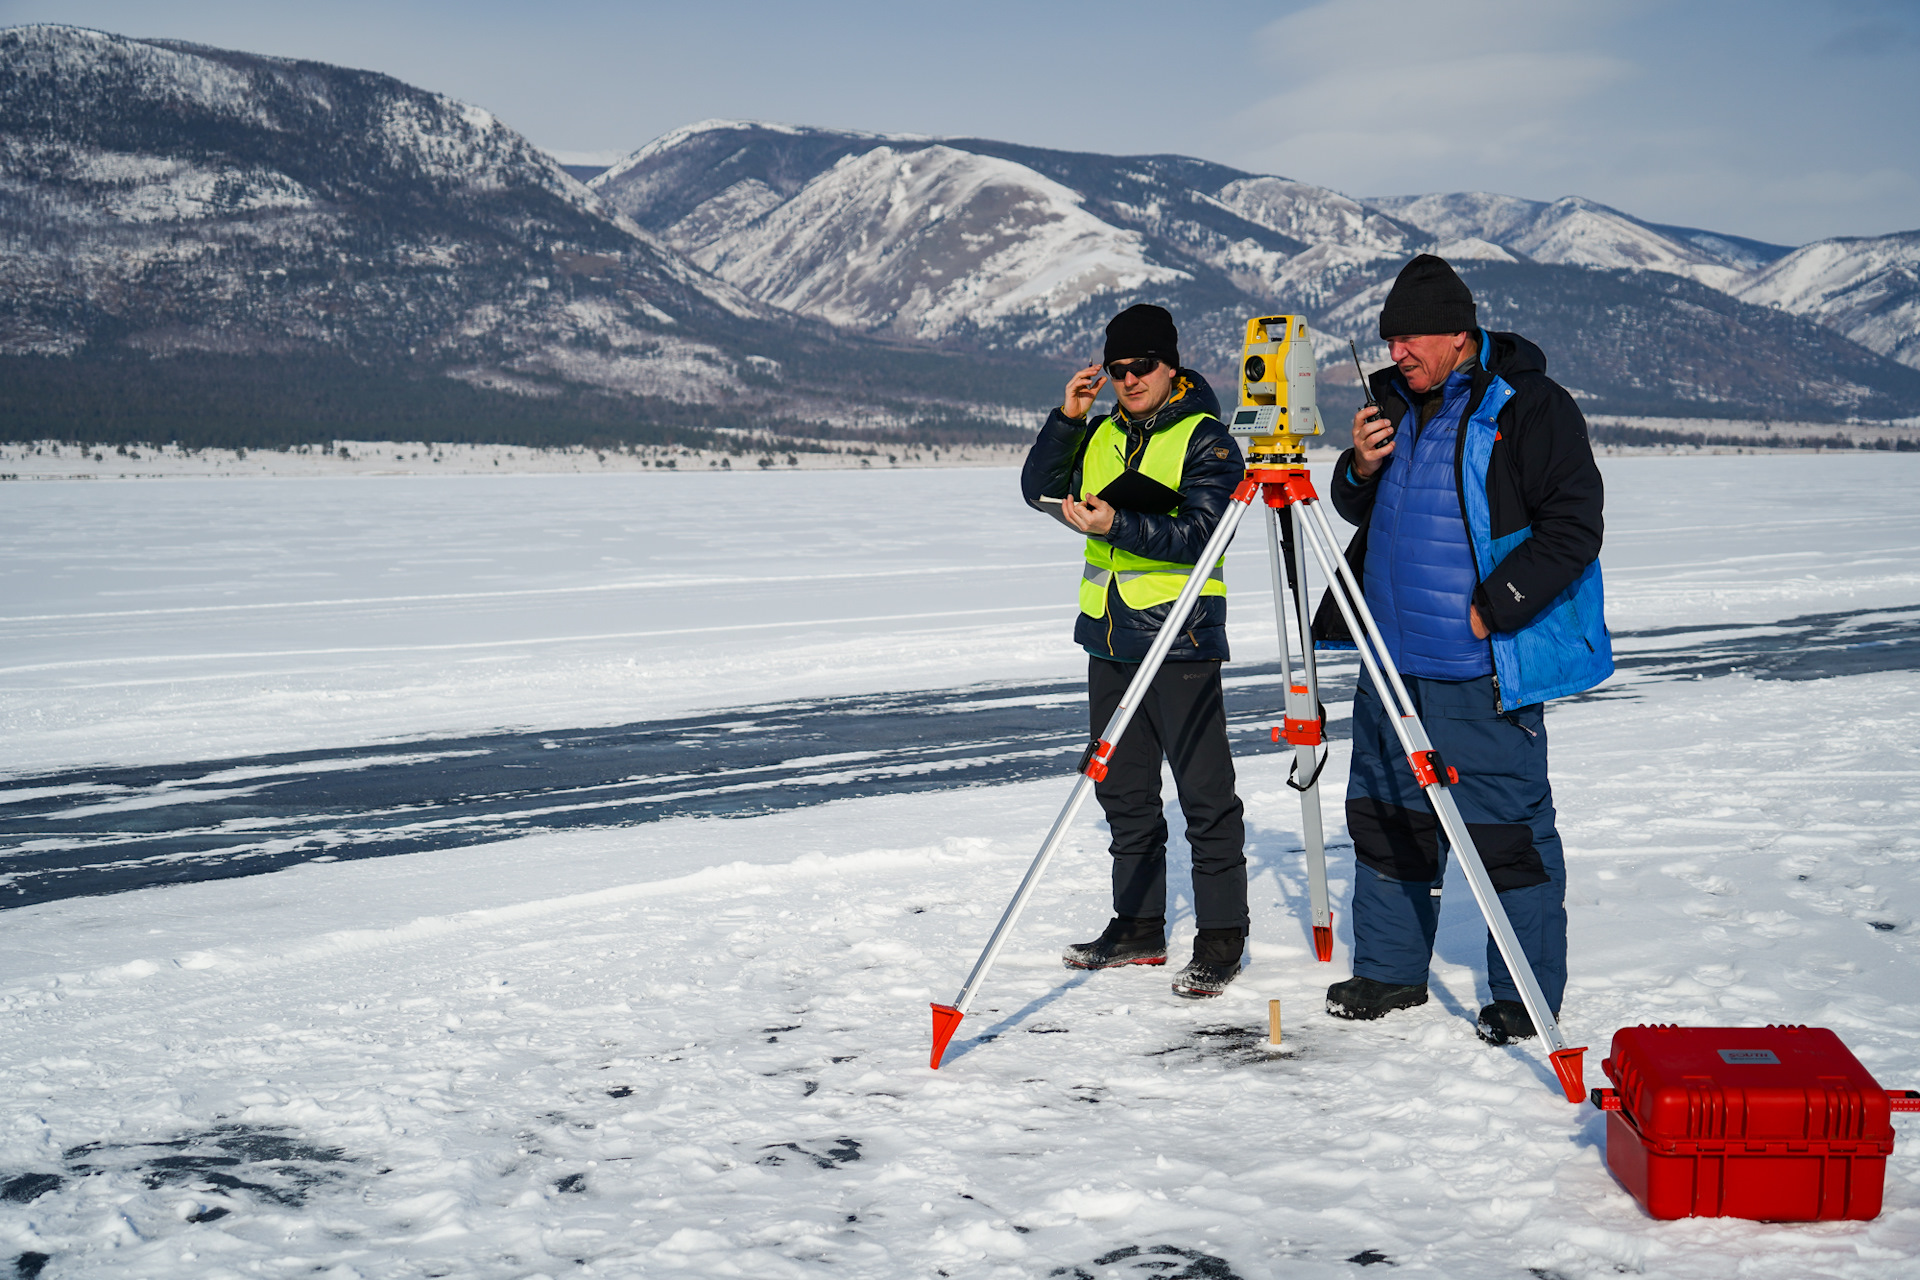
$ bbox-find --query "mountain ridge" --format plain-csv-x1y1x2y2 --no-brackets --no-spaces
4,29,1918,448
0,28,1061,449
594,120,1920,420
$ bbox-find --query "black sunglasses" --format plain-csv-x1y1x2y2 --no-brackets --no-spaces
1104,357,1162,381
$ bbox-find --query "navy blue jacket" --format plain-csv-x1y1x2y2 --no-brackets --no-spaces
1021,370,1242,661
1315,330,1613,708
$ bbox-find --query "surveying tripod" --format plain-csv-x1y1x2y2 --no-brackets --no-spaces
930,317,1587,1103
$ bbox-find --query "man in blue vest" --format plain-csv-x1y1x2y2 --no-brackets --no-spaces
1021,304,1250,999
1318,256,1612,1044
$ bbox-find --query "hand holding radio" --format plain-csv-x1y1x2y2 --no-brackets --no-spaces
1349,339,1396,478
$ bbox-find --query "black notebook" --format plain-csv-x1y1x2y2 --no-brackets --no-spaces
1095,469,1183,515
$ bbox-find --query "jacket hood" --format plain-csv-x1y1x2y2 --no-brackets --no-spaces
1112,366,1222,429
1479,329,1547,379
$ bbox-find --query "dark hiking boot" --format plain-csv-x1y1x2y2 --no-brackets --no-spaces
1476,1000,1539,1045
1062,916,1166,970
1325,976,1429,1021
1169,927,1245,999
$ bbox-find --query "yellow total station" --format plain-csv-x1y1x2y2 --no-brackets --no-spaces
1229,315,1324,457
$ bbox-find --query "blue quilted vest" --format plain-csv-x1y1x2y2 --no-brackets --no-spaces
1363,367,1492,680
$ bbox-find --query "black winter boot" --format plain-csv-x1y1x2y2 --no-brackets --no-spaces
1476,1000,1538,1045
1062,916,1167,970
1325,975,1429,1021
1170,927,1244,999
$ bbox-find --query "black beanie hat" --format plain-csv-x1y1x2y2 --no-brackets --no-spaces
1104,304,1180,369
1378,254,1477,338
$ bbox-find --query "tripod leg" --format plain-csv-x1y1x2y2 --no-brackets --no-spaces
1288,495,1586,1102
1265,504,1332,961
1282,503,1334,961
931,483,1259,1068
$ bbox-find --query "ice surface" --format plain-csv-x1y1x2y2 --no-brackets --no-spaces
2,456,1918,1277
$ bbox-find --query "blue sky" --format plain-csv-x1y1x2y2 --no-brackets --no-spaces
6,0,1917,245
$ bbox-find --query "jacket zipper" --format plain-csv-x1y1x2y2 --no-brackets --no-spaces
1449,371,1504,710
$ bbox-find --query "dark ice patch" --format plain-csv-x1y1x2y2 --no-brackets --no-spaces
64,1124,347,1208
0,1173,60,1203
1600,603,1920,686
758,1137,862,1169
1146,1023,1298,1065
554,1172,586,1194
1349,1250,1396,1266
14,1254,50,1279
1052,1243,1246,1278
14,601,1913,912
0,659,1335,909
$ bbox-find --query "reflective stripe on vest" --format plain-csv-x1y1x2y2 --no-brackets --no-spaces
1077,410,1227,619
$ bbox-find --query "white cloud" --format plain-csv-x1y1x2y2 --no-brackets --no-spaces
1225,0,1638,194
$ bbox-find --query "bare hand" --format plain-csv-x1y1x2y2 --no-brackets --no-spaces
1062,363,1108,419
1062,493,1115,536
1351,404,1395,478
1470,604,1490,639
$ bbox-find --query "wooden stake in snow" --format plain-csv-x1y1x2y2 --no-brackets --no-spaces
1268,999,1282,1048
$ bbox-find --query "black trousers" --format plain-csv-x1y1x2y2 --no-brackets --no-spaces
1088,656,1248,931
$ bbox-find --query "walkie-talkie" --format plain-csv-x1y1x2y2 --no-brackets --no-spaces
1350,339,1394,446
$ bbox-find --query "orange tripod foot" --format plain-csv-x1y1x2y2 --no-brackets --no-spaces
1551,1047,1588,1103
929,1004,964,1069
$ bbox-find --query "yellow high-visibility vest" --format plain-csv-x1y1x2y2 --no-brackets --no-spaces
1077,410,1226,619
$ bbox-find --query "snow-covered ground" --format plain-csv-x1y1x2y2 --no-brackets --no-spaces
3,457,1919,1278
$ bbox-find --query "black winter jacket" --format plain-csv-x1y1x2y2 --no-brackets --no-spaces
1314,329,1604,644
1021,370,1243,661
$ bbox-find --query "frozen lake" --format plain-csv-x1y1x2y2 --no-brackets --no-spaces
2,455,1918,1279
7,456,1920,776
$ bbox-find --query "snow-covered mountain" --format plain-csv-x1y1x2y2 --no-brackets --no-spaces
1319,260,1920,421
0,29,1055,447
592,121,1427,362
1368,193,1792,291
1737,231,1920,370
0,26,772,402
594,121,1920,420
671,141,1187,345
6,27,1918,439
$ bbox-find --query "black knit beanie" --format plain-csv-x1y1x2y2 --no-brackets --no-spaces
1378,254,1477,338
1103,304,1180,368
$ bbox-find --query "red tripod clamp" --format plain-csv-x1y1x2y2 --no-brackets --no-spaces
1409,748,1458,788
1278,684,1325,747
1274,717,1324,747
1076,739,1114,781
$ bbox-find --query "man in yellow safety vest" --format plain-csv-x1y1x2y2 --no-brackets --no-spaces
1020,304,1250,998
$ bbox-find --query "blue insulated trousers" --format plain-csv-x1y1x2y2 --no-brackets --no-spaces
1344,671,1567,1011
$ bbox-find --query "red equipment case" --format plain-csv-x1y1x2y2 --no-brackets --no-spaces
1596,1025,1918,1221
